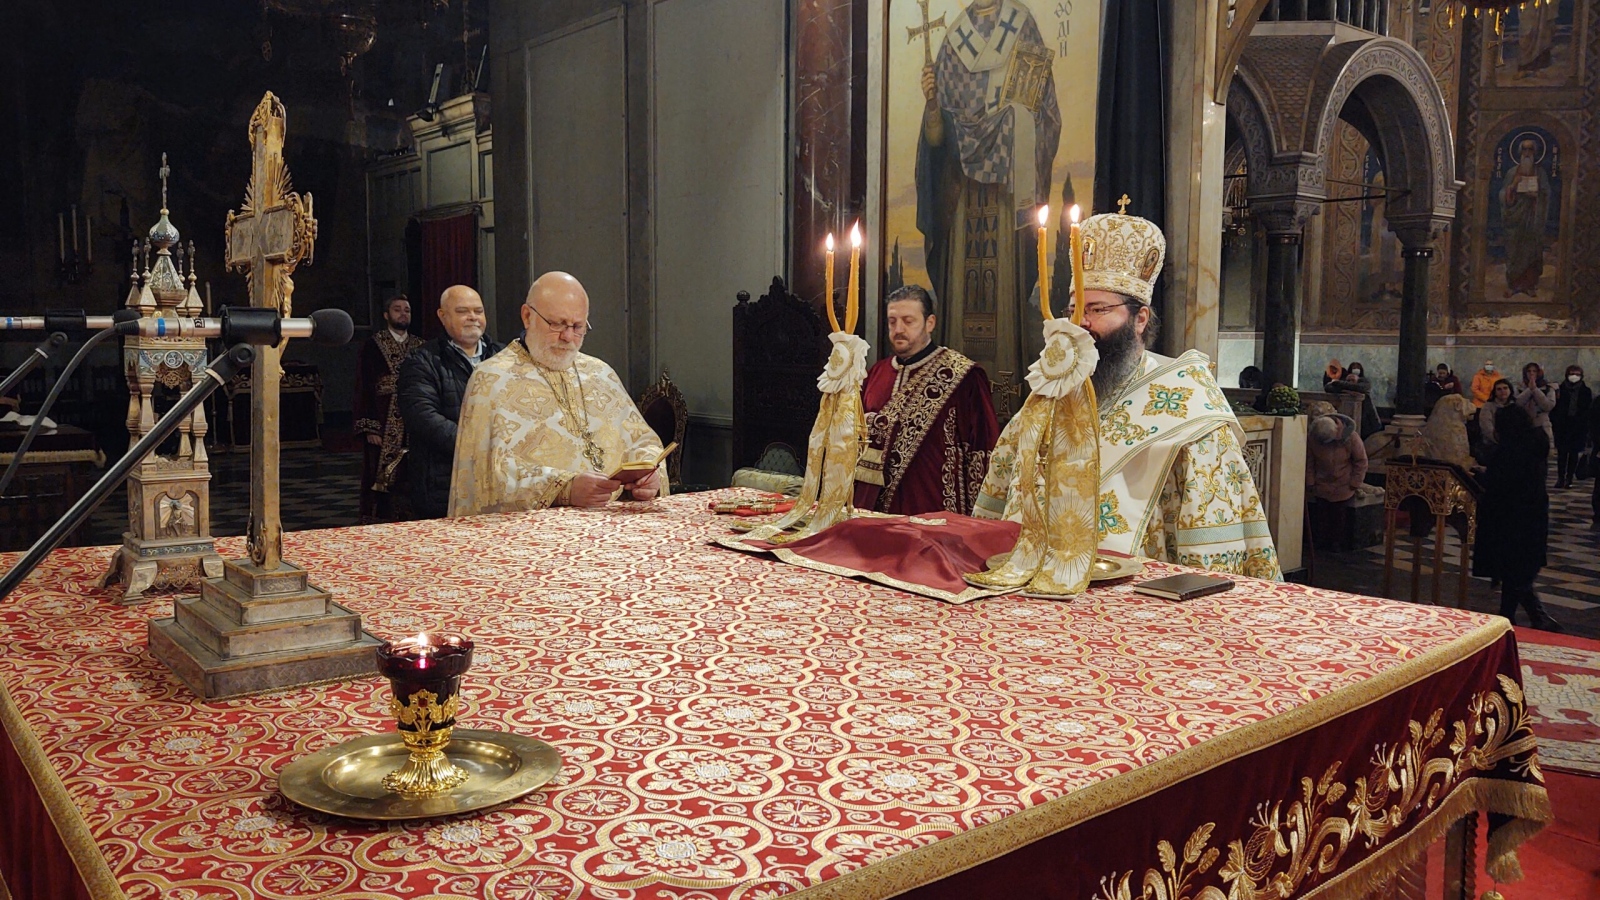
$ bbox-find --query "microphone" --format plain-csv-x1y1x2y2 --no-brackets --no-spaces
0,308,140,332
118,307,355,346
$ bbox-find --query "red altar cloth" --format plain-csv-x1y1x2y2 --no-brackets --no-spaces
721,512,1021,602
0,493,1549,900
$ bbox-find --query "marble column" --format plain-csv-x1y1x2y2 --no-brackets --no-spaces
1259,214,1304,390
1395,244,1435,417
1168,0,1225,361
791,0,865,315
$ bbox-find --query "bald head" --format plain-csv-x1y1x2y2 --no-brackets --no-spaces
438,284,485,351
522,271,591,368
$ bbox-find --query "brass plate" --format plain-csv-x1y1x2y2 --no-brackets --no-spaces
975,554,1146,584
279,729,561,821
1089,555,1145,581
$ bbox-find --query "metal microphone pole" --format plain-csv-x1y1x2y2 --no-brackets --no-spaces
0,332,68,401
0,343,257,601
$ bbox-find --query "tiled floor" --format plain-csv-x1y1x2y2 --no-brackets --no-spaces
84,447,363,544
1308,469,1600,640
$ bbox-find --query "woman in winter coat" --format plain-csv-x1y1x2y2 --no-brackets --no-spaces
1304,413,1368,551
1552,365,1592,488
1473,404,1560,631
1474,379,1514,465
1516,362,1556,449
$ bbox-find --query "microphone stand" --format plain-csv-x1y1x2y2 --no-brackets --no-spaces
0,343,257,601
0,332,69,402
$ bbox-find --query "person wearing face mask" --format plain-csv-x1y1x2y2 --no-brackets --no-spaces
1516,362,1556,450
1552,366,1592,488
1471,360,1499,408
1326,363,1381,438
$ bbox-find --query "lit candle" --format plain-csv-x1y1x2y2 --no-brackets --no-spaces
1036,205,1051,321
57,213,65,263
845,222,862,334
1069,205,1085,325
824,233,839,333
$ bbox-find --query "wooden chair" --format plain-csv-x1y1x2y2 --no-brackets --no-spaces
636,370,688,486
731,277,832,471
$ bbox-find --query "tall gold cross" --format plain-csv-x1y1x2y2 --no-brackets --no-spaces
223,93,318,570
1117,194,1132,215
907,0,947,65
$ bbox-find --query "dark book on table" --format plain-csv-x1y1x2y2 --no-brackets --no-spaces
1133,573,1237,602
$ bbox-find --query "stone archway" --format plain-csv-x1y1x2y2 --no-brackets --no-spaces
1224,33,1462,415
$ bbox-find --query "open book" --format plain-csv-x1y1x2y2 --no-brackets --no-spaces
608,442,677,484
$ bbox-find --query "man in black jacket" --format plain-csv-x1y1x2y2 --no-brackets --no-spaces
397,285,505,519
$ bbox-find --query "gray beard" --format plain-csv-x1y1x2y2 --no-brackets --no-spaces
1090,316,1146,412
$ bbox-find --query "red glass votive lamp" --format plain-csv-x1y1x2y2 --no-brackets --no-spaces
375,633,474,795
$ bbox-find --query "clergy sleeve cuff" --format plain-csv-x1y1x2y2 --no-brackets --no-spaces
355,418,381,436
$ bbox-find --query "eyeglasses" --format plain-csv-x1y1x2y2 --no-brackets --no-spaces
1081,301,1132,320
527,305,591,337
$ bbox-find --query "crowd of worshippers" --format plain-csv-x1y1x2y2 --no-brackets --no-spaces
1294,355,1596,633
352,210,1280,580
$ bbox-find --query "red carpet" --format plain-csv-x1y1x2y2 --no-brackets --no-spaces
1515,627,1600,776
1475,628,1600,898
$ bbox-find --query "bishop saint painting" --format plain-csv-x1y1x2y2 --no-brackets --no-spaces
887,0,1097,418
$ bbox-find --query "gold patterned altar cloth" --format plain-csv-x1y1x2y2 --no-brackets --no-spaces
0,492,1547,900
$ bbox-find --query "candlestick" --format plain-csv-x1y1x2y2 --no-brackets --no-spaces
824,233,839,332
845,222,862,334
375,633,475,795
57,213,65,263
1069,205,1085,325
1037,205,1051,321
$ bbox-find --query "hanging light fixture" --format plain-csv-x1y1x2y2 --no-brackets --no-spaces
1437,0,1548,34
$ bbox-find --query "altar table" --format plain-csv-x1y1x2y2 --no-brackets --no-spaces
0,493,1549,900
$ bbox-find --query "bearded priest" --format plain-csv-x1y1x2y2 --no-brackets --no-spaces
853,285,1000,516
975,210,1281,579
448,272,667,516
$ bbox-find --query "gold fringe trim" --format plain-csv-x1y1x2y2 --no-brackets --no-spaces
1297,777,1551,900
788,619,1519,900
0,675,129,900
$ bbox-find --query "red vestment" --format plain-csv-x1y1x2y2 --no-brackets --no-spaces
853,346,999,516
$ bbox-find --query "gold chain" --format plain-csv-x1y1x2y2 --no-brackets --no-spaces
537,361,607,472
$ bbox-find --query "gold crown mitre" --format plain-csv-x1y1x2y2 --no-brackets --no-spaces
1075,203,1167,305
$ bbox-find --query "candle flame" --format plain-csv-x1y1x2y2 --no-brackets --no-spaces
825,233,835,252
1069,204,1081,224
849,222,862,248
1038,205,1050,226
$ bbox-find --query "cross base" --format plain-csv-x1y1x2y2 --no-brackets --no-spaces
148,556,379,700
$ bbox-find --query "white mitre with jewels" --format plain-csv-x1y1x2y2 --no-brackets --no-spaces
1076,204,1167,304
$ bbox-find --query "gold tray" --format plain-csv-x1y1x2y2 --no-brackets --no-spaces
279,728,561,821
977,553,1146,584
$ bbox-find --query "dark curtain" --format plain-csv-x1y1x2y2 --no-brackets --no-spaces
1095,0,1170,351
416,214,478,340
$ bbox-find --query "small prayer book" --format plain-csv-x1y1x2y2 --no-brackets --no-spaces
1132,573,1236,602
608,442,677,484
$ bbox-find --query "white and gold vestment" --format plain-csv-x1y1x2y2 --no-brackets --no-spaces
448,341,666,516
977,349,1281,579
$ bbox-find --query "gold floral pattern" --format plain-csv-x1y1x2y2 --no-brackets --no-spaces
0,496,1544,900
1143,384,1194,418
1095,675,1545,900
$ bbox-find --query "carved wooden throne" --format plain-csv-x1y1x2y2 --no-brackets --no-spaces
731,277,832,471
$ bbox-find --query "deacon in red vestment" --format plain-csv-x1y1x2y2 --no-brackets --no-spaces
853,285,999,515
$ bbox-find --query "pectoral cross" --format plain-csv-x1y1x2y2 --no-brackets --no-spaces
224,93,318,571
907,0,947,65
1117,194,1131,215
993,370,1023,421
